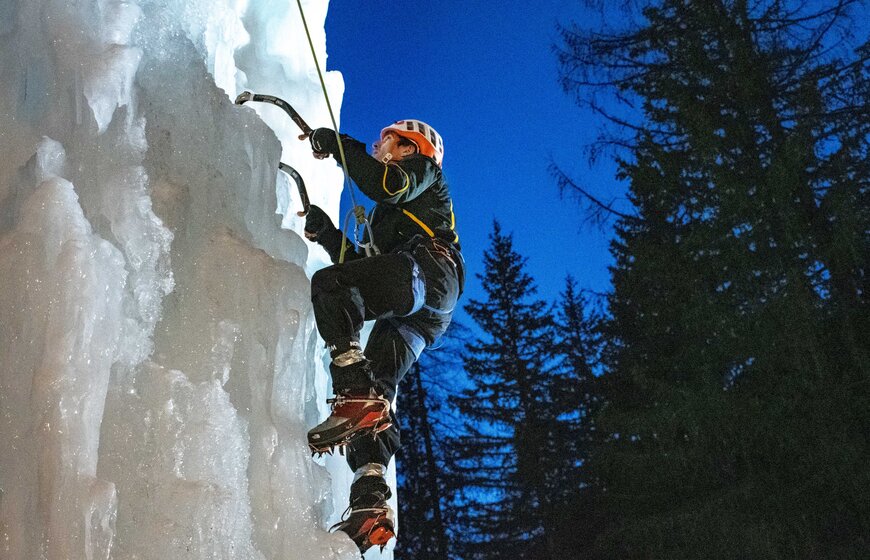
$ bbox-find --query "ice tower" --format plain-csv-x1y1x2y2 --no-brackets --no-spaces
0,1,386,558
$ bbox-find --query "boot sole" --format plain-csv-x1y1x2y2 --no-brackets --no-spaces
308,411,392,455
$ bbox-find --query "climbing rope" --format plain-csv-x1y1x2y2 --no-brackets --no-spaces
294,0,378,262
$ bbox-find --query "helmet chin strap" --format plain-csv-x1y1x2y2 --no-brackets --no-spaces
381,153,393,164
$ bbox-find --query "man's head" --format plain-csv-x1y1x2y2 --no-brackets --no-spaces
373,120,444,167
372,131,418,164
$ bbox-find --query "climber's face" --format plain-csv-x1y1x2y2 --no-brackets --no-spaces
372,132,417,163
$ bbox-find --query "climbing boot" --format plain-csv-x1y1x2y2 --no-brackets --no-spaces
331,498,395,553
331,465,396,554
307,389,391,455
332,464,396,553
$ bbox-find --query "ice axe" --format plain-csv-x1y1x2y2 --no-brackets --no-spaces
235,91,313,139
235,91,315,216
278,162,310,217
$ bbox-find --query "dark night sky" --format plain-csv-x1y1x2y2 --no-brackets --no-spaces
324,1,624,308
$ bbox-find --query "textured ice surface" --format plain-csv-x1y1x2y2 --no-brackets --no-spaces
0,0,385,558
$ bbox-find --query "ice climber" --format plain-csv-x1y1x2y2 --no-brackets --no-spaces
302,120,464,553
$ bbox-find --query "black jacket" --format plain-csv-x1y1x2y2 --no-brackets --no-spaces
317,135,461,263
315,134,464,348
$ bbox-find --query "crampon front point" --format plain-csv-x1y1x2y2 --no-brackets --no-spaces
308,391,392,456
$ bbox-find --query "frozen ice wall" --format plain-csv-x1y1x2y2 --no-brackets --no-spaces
0,0,385,558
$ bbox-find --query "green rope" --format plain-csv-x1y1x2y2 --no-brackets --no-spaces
294,0,376,262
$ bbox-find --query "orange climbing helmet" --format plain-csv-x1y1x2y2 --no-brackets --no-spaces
381,119,444,167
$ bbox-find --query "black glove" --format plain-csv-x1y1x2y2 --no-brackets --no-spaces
304,204,335,241
309,128,340,156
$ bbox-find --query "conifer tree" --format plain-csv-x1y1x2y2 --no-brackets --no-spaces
554,276,601,432
548,277,605,556
453,222,567,559
554,277,603,477
395,324,467,560
556,1,869,557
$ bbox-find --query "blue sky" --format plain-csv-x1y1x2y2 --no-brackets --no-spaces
324,1,623,308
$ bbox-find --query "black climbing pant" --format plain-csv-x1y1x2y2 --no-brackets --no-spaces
310,238,462,471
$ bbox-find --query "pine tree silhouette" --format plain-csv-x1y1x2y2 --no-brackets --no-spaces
555,1,869,556
454,222,573,559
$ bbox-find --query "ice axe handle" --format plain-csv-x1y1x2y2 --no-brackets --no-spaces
234,91,314,137
278,162,311,217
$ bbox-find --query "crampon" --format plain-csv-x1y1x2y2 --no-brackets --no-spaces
331,502,396,554
308,390,392,456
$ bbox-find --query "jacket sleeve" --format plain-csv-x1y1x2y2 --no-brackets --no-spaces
316,227,364,264
334,136,440,205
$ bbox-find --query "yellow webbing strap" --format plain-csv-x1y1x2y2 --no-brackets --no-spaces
402,206,460,243
402,209,435,238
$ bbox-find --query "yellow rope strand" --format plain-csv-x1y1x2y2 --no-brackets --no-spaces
294,0,376,262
